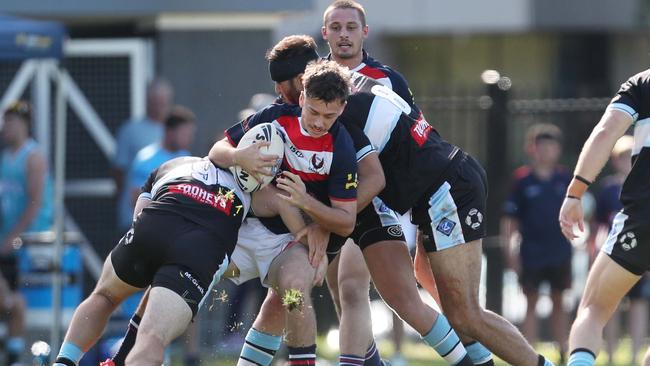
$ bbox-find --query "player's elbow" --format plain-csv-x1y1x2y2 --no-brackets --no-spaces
334,213,356,237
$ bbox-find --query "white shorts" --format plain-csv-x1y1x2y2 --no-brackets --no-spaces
228,218,294,287
398,210,417,252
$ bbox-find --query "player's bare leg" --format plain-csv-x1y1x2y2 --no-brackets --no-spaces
427,239,546,366
126,287,192,366
567,252,639,365
338,242,374,357
55,256,141,365
363,240,473,366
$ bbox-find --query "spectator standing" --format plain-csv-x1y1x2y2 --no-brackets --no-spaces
502,123,572,362
113,78,173,232
0,101,54,365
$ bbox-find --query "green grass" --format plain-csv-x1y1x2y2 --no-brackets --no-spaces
172,337,648,365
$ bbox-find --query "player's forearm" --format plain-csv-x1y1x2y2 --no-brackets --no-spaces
301,197,355,237
278,200,308,238
6,201,40,242
208,138,238,169
574,110,632,183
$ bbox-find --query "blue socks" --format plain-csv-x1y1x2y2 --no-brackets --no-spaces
567,349,595,366
421,314,473,366
238,328,282,366
465,341,494,365
54,341,84,366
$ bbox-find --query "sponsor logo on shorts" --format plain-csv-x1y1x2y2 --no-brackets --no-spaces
465,208,483,230
387,225,403,237
121,228,134,245
179,271,205,295
436,218,456,236
619,231,637,251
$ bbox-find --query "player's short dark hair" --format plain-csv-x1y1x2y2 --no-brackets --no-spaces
302,60,351,104
323,0,367,27
267,35,320,82
4,100,31,123
165,105,196,130
525,123,563,147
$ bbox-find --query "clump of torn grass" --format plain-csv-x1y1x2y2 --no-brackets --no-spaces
282,288,304,312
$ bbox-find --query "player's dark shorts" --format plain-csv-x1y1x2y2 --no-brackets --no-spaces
327,197,406,262
602,208,650,275
111,210,232,317
0,254,19,291
627,275,650,299
520,259,572,293
412,153,488,252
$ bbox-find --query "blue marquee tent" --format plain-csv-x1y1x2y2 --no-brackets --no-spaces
0,13,65,61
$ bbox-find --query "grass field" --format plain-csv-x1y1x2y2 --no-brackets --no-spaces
170,337,648,366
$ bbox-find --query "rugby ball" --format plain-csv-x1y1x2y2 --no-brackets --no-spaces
230,123,285,192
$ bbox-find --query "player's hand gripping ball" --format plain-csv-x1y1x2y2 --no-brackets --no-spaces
231,122,285,192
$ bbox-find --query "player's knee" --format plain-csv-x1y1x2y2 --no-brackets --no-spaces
90,288,122,311
278,273,312,298
339,275,370,307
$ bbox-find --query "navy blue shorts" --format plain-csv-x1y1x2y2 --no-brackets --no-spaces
111,210,231,317
327,197,406,262
413,153,488,252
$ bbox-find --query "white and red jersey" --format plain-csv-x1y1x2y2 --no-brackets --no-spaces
225,103,362,205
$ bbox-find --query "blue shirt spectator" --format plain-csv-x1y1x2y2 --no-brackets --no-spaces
113,79,173,231
118,105,196,229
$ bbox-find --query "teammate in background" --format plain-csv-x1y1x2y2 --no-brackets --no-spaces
592,135,649,365
502,124,571,362
113,78,173,233
0,101,53,365
322,2,497,366
559,69,650,366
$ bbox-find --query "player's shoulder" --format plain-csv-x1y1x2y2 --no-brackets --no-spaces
254,102,300,120
363,52,408,84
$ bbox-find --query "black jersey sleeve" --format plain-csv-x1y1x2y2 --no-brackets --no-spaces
141,167,159,194
385,66,419,113
609,69,650,122
328,126,358,202
345,123,374,162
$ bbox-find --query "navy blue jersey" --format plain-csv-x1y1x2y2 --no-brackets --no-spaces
595,175,624,226
338,74,460,214
503,166,572,268
329,50,419,116
608,69,650,210
225,103,360,205
141,156,250,245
